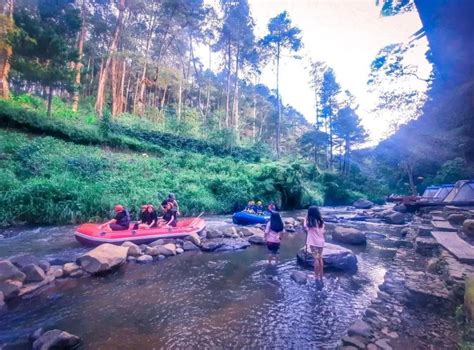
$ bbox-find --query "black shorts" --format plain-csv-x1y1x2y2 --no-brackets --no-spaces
267,242,280,254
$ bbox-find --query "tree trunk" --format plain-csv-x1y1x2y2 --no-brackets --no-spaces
124,65,132,112
47,86,53,116
0,0,13,99
72,0,87,112
136,15,156,116
329,114,333,170
95,0,126,117
225,41,232,128
276,43,281,158
232,46,240,140
177,78,182,122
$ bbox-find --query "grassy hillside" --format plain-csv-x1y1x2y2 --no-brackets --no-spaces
0,99,386,227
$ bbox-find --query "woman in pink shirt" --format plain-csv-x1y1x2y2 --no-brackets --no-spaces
304,206,325,280
265,211,284,265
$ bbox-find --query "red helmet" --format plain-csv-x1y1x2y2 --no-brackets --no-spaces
114,204,124,212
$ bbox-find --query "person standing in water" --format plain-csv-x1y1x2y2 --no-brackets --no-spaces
264,211,284,265
304,206,325,280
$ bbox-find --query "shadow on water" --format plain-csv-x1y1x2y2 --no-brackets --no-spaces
0,216,396,349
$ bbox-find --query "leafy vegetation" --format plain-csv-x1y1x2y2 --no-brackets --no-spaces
0,127,382,227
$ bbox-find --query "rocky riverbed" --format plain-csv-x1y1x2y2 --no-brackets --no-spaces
0,205,473,349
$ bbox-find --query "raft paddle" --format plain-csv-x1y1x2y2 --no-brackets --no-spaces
189,212,205,227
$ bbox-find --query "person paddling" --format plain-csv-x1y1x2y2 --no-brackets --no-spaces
100,205,130,231
133,204,149,229
167,193,181,216
264,211,284,265
304,206,325,280
159,200,177,227
136,204,158,229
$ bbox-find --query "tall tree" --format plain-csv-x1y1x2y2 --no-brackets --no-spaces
9,0,80,115
71,0,87,112
95,0,127,118
332,106,367,174
0,0,13,99
260,11,302,158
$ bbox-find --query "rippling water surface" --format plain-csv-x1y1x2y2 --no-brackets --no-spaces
0,212,396,349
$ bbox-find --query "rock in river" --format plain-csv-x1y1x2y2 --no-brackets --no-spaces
183,241,200,251
0,260,26,283
291,271,307,285
384,212,406,225
21,264,46,283
332,227,367,245
463,219,474,237
248,234,265,245
353,199,373,209
296,243,358,272
33,329,81,350
121,241,141,257
76,243,128,274
136,255,153,264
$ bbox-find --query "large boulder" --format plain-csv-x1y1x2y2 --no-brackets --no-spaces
185,233,201,246
121,241,141,257
393,204,407,213
296,243,358,272
332,227,367,245
21,264,46,283
385,212,406,225
347,319,372,338
200,240,224,252
152,244,176,257
0,260,26,283
183,241,200,251
32,329,81,350
463,219,474,237
353,199,373,209
76,243,128,274
283,217,297,226
214,238,251,252
0,280,22,300
238,226,263,237
221,226,240,238
10,254,41,269
248,234,266,245
291,271,307,285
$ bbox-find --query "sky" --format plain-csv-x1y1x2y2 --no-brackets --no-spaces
199,0,432,145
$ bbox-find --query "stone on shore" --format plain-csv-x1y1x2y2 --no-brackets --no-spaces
76,243,128,274
144,246,160,256
121,241,141,257
32,329,81,350
290,271,307,284
136,255,153,264
296,243,358,272
332,227,367,245
205,228,224,239
149,239,165,247
463,219,474,237
21,264,46,283
221,226,239,238
353,199,373,209
0,260,26,283
248,234,265,245
183,241,200,251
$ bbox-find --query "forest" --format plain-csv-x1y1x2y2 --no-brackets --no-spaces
0,0,471,226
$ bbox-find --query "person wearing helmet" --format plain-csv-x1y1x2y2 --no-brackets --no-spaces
166,193,180,216
158,200,177,227
244,200,256,213
255,200,264,214
100,205,130,231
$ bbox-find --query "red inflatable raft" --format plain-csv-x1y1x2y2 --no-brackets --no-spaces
74,218,206,246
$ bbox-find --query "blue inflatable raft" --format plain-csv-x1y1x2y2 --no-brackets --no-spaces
232,211,270,225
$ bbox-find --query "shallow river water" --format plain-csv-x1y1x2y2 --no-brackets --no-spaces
0,212,397,349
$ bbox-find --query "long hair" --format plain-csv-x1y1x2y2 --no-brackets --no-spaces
270,211,284,232
307,206,324,228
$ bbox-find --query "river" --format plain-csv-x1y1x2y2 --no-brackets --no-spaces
0,211,398,349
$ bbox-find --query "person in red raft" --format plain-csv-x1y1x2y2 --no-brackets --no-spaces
100,205,131,231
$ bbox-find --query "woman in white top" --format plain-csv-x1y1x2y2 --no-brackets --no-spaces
304,206,325,280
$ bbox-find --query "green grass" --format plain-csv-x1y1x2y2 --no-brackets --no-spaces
0,95,386,226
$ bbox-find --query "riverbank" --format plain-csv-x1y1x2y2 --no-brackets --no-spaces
1,206,472,349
